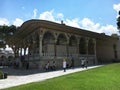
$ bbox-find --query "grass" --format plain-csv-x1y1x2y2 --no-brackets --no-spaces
3,63,120,90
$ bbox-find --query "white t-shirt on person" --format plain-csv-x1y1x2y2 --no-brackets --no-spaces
63,61,66,68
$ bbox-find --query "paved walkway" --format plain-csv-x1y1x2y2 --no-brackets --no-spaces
0,65,102,89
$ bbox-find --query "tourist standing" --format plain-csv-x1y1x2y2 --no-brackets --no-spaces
85,59,88,68
71,57,74,69
45,61,50,71
81,59,85,68
26,62,29,69
52,61,56,70
63,59,67,72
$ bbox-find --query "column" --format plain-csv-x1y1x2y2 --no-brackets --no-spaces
77,36,80,55
20,47,22,56
39,34,43,56
85,38,89,64
94,39,97,64
66,40,69,57
54,39,57,57
86,39,89,55
24,48,26,56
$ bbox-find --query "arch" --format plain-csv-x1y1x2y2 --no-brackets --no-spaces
8,56,14,61
69,35,77,46
0,55,7,66
7,56,14,66
113,44,117,59
79,37,87,54
88,39,95,55
57,33,67,45
42,31,55,54
1,55,6,60
43,31,55,45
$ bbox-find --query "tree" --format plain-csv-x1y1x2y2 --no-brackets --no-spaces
0,25,17,48
111,33,118,38
117,11,120,32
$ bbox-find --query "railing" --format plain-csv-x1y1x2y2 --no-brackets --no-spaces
24,53,96,61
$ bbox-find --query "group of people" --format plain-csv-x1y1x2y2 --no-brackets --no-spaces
45,61,56,71
63,57,74,72
45,57,88,72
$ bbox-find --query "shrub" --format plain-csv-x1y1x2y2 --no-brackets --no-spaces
0,71,3,79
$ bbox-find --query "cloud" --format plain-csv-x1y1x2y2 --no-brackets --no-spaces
113,3,120,18
38,10,117,35
39,10,80,27
80,18,100,32
99,25,118,35
80,18,118,35
65,18,80,28
13,18,24,27
113,3,120,12
39,10,55,21
0,18,9,25
57,13,64,20
32,8,38,19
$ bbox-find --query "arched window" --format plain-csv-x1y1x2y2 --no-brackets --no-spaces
79,37,87,54
113,44,117,59
57,34,67,45
88,39,95,55
42,31,55,53
69,36,77,46
43,31,55,45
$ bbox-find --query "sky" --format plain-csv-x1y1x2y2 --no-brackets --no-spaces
0,0,120,36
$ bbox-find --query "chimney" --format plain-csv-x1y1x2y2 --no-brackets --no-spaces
61,20,65,25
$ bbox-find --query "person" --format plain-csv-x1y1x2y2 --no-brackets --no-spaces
45,61,50,71
63,59,67,72
85,59,88,69
81,59,85,68
15,57,20,69
52,61,56,70
26,62,29,69
70,57,74,69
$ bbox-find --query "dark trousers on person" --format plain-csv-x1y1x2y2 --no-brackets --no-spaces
63,68,66,72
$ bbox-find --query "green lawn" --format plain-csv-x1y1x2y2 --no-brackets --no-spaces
3,63,120,90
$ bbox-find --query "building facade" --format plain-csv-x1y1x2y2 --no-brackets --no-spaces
8,20,119,70
0,50,14,66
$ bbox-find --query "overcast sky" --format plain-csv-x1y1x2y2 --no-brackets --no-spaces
0,0,120,35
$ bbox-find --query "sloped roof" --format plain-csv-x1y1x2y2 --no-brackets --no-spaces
8,19,118,45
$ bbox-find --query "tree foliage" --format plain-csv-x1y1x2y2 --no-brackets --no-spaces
111,33,118,37
117,11,120,32
0,25,17,48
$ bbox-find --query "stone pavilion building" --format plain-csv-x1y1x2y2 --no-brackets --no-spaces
8,20,120,70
